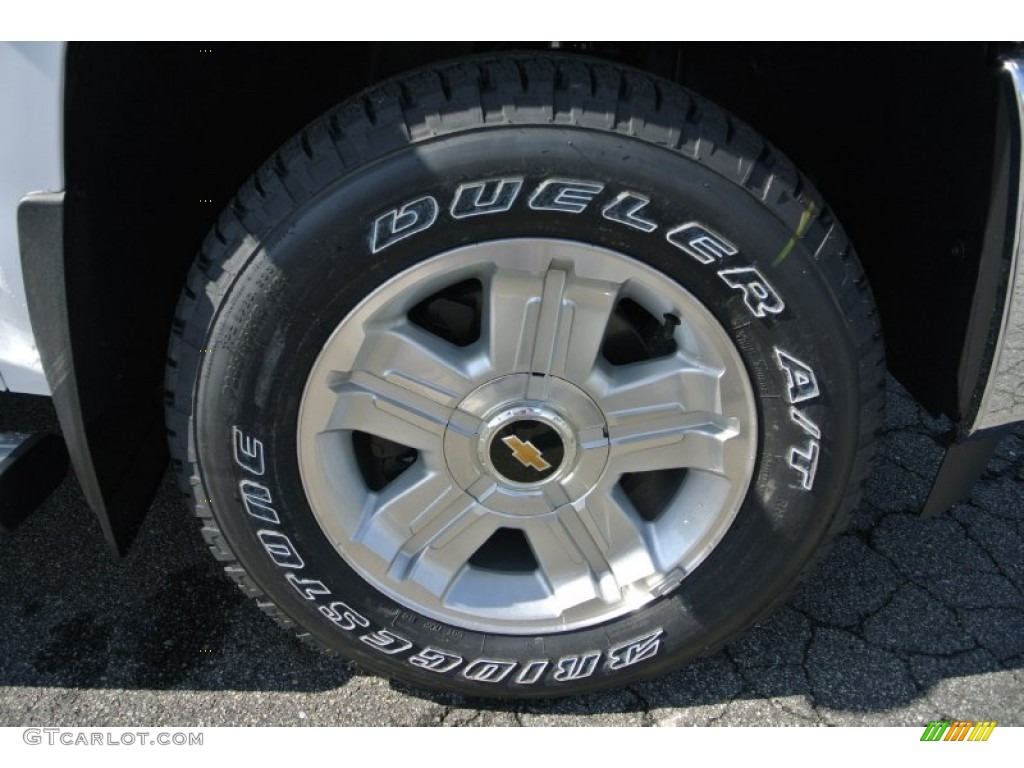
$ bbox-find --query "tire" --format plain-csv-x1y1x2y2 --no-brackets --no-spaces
165,53,884,698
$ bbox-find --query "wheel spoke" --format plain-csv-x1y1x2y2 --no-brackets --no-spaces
592,353,725,417
353,466,496,597
484,266,551,376
485,262,619,393
328,369,453,453
606,410,740,475
575,491,659,584
527,516,616,608
352,465,453,555
388,500,497,598
357,323,476,404
525,495,656,608
559,275,622,384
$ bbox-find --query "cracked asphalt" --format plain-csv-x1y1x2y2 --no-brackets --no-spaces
1,374,1022,726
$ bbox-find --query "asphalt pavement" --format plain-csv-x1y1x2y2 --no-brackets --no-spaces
0,375,1022,726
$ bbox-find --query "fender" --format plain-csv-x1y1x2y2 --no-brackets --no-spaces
923,58,1024,514
19,191,166,553
0,42,62,395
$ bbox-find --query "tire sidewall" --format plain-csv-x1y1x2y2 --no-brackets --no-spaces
195,127,859,696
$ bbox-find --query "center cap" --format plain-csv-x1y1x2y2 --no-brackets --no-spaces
443,374,611,515
490,419,564,484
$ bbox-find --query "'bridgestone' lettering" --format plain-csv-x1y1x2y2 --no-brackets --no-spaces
462,659,518,683
553,651,601,681
239,480,278,524
257,530,305,569
409,647,463,673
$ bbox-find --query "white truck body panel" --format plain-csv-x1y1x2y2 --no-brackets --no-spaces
0,42,64,395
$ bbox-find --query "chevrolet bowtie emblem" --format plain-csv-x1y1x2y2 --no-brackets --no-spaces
501,435,552,472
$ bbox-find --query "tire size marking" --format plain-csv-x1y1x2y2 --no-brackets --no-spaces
773,349,823,490
370,177,786,323
419,618,463,640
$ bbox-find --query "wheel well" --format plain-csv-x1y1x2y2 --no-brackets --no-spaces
678,43,1006,419
61,42,1008,548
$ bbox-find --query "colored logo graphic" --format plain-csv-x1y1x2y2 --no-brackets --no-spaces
501,434,552,472
920,721,997,741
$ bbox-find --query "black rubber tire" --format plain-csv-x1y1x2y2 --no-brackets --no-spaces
165,53,885,699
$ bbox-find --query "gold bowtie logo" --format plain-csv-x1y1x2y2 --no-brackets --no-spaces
501,435,552,472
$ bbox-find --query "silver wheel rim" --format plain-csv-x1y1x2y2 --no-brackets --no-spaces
297,239,757,634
